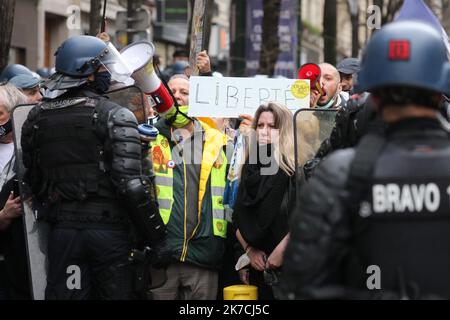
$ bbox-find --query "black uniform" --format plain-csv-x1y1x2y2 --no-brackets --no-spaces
21,88,165,299
279,117,450,299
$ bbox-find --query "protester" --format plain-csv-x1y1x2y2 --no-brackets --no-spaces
196,50,212,76
8,74,42,103
161,49,190,81
0,85,26,173
0,84,29,300
310,63,344,109
233,102,295,300
149,73,229,300
337,57,361,103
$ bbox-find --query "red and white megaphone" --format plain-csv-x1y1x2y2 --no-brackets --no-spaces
120,41,174,115
298,63,326,96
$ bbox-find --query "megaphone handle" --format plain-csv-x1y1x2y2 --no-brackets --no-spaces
153,59,180,108
315,82,324,96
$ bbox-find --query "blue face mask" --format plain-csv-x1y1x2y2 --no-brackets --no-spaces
90,71,111,93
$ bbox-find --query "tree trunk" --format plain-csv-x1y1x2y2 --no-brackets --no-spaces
229,0,246,76
371,0,403,26
297,0,302,67
323,0,337,65
372,0,383,10
202,0,214,52
0,0,16,72
257,0,281,76
89,0,102,36
351,13,359,57
345,0,360,57
346,0,360,57
384,0,403,25
185,0,196,50
127,0,137,45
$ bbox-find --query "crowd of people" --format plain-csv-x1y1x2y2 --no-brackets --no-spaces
0,16,449,300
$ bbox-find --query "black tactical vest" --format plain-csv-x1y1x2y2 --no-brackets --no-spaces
31,96,123,224
349,128,450,298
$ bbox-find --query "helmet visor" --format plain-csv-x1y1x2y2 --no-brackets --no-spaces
98,43,133,83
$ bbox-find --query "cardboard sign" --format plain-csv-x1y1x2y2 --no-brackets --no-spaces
188,76,310,118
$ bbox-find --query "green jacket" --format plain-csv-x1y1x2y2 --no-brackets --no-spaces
151,119,228,269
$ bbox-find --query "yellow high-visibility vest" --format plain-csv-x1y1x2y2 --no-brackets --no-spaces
149,121,228,238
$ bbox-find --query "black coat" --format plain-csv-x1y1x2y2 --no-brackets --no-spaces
0,176,30,299
233,159,290,255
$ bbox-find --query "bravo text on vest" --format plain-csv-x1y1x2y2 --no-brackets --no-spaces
372,183,441,213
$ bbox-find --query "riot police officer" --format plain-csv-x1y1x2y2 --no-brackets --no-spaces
278,21,450,299
20,35,166,299
303,95,384,179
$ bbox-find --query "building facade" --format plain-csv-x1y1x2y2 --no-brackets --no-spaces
10,0,125,71
8,1,448,75
9,0,230,73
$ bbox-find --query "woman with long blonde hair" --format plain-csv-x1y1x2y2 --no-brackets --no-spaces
233,102,294,299
250,102,295,175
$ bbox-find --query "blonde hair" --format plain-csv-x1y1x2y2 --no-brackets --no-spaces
251,102,295,176
0,84,28,112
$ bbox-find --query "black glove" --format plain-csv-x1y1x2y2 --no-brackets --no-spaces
151,239,173,269
303,158,322,180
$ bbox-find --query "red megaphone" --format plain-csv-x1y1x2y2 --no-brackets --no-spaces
298,63,326,96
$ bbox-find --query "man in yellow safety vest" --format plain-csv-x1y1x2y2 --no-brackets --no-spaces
149,74,229,300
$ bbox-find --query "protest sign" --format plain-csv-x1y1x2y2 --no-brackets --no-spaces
188,76,310,118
